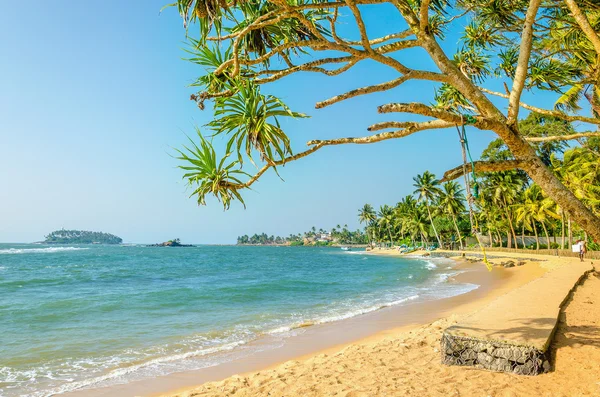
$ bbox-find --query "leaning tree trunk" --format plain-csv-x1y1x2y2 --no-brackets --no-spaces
488,230,493,248
533,222,540,250
502,202,518,249
568,216,572,247
561,211,565,249
521,225,526,248
425,203,442,247
505,139,600,243
541,221,550,249
452,215,464,250
418,32,600,244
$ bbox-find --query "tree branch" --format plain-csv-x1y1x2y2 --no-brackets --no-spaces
315,75,412,109
563,0,600,57
233,119,454,189
507,0,542,124
440,160,526,182
525,132,600,142
347,0,373,52
480,87,600,126
377,102,504,131
419,0,432,31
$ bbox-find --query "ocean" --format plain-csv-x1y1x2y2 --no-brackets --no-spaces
0,244,477,396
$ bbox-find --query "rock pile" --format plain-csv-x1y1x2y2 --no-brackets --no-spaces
441,333,551,375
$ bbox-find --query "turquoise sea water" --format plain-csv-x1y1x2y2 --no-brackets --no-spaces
0,244,477,396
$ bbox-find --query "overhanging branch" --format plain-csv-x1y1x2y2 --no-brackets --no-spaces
480,87,600,126
440,160,526,182
234,119,455,189
525,132,600,142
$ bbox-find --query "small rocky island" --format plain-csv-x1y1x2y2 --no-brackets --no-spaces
148,238,194,247
44,229,123,244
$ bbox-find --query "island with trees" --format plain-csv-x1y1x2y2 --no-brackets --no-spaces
148,238,194,247
44,229,123,245
237,226,369,246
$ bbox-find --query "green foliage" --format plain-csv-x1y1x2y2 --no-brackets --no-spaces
175,130,250,209
166,0,600,230
518,112,572,165
208,82,308,165
237,225,369,245
44,229,122,244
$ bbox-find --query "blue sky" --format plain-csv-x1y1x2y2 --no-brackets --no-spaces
0,1,563,244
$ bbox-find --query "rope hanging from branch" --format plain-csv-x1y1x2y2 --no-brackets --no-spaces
456,116,492,271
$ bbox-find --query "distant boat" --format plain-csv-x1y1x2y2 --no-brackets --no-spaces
341,247,351,251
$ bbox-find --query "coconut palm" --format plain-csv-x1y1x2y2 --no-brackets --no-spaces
377,205,395,246
413,171,443,247
438,182,467,249
482,172,524,248
358,204,377,245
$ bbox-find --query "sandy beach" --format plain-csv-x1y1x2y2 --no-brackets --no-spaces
145,250,600,397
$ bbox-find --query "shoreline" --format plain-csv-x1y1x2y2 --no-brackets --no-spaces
64,252,547,397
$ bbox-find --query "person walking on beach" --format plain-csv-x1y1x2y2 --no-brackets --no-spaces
579,240,587,262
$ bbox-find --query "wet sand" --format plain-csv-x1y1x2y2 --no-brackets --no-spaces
64,254,547,397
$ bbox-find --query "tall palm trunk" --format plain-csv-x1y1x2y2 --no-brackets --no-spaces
561,211,565,249
502,199,518,248
521,224,526,248
533,222,540,250
568,216,572,247
452,215,464,249
541,221,550,249
488,230,493,248
387,227,393,246
496,231,503,247
425,202,442,247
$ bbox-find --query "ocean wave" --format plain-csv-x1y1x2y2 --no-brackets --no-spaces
343,251,367,255
0,247,89,255
12,340,249,397
266,294,421,336
424,260,437,270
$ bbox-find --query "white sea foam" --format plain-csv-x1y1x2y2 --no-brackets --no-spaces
0,247,88,255
344,251,367,255
28,340,248,397
424,260,437,270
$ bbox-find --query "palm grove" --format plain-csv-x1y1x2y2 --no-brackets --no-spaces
171,0,600,246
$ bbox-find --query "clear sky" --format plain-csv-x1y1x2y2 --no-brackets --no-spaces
0,1,561,244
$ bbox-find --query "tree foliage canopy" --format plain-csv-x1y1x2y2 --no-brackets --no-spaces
168,0,600,240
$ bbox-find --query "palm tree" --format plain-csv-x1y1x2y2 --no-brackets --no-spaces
438,182,467,249
378,205,395,246
483,172,524,248
516,184,560,249
413,171,443,247
358,204,377,246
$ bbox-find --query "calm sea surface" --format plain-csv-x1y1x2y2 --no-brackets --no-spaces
0,244,477,396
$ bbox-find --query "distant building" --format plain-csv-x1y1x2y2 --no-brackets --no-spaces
317,233,332,242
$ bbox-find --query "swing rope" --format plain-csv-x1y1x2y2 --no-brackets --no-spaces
456,115,492,271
